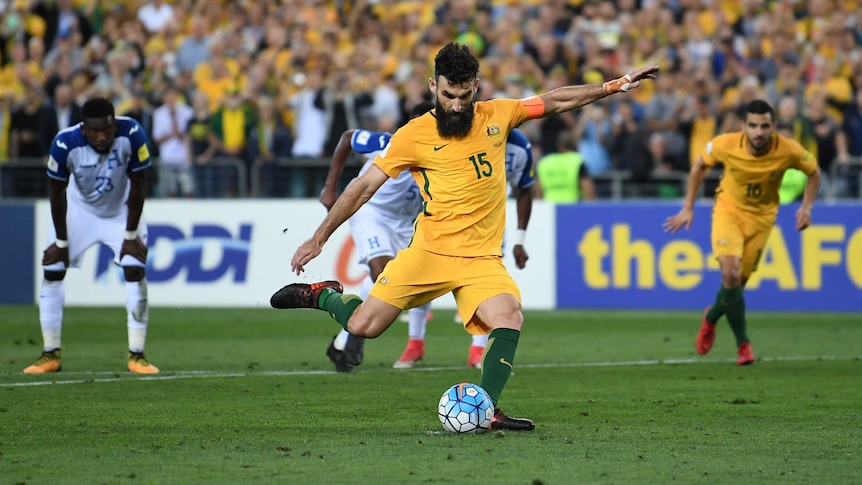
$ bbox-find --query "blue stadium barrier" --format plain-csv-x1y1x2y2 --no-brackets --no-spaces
556,201,862,311
0,202,35,304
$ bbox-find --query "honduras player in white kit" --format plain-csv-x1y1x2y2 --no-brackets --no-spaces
318,102,435,372
393,127,535,369
23,97,159,375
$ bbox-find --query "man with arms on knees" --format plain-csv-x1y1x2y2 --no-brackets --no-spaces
664,99,820,365
273,42,658,429
24,97,159,375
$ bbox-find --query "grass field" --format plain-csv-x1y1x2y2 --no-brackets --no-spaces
1,305,860,484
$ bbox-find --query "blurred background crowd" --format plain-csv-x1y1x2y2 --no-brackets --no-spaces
1,0,860,200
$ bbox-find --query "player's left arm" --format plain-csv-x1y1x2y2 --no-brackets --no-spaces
122,123,152,263
528,66,660,118
796,151,820,231
512,185,532,269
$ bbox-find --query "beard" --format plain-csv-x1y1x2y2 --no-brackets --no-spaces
435,102,475,139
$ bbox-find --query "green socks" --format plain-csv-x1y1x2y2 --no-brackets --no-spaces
706,286,749,346
317,288,362,331
479,328,520,405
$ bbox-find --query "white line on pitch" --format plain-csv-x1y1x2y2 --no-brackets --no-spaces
1,354,858,388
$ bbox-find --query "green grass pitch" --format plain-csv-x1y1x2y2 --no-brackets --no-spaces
1,305,860,484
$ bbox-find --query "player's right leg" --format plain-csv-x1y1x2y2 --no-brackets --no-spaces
24,268,66,374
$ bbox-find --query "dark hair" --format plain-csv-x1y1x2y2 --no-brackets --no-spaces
745,99,774,121
410,100,435,119
81,97,115,119
434,42,479,84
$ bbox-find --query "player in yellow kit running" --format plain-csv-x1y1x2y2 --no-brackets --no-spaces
272,42,658,430
664,99,821,365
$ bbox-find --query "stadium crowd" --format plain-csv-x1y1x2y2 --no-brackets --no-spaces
1,0,860,199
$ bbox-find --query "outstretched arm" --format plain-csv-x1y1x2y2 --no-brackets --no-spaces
663,156,709,234
292,164,389,274
535,66,660,117
320,129,357,210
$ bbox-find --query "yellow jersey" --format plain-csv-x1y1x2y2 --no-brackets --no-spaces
703,132,818,217
372,99,531,257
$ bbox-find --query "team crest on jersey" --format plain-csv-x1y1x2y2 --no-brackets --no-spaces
485,124,503,142
378,276,390,286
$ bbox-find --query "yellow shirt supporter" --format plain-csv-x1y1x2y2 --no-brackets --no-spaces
702,132,818,218
371,99,530,257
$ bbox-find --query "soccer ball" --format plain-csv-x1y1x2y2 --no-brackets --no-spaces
438,383,494,433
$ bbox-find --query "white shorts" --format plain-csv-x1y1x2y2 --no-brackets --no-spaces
348,204,414,265
44,197,148,270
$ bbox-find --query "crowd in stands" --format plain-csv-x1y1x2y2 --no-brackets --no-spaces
1,0,861,199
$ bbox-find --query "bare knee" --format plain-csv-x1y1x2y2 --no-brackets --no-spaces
44,270,65,282
476,294,524,331
347,314,384,339
123,266,146,282
720,268,742,288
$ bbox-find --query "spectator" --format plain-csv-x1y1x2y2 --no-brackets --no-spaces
609,98,654,189
679,95,717,170
185,91,217,198
42,83,83,138
288,69,327,159
207,85,254,197
573,102,612,175
175,16,210,74
835,89,862,198
31,0,92,51
246,95,293,198
804,90,847,180
534,131,596,203
644,72,688,167
137,0,175,35
10,83,52,197
314,68,374,156
120,88,156,157
152,84,195,198
0,89,13,196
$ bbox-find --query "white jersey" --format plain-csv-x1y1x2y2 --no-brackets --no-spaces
47,116,152,218
352,129,422,220
504,128,536,196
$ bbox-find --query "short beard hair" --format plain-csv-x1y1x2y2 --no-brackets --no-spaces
435,100,475,139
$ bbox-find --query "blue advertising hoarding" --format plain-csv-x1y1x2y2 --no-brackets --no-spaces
0,203,35,304
556,202,862,311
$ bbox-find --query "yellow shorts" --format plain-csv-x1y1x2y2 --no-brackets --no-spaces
368,246,521,335
711,200,775,278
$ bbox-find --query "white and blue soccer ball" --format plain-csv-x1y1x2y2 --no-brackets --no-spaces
438,383,494,433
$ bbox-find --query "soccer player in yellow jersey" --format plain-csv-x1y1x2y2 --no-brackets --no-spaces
664,100,821,365
272,42,658,430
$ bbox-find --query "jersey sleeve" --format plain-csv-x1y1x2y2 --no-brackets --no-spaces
128,120,152,171
788,142,818,176
46,134,72,181
351,129,391,154
493,98,531,131
701,138,720,167
371,126,416,178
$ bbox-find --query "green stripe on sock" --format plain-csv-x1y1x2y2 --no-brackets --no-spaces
479,328,520,405
319,289,362,331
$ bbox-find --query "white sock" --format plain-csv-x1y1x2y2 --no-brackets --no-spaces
358,275,374,299
126,279,149,353
39,279,64,351
472,333,489,348
333,329,350,350
407,303,431,340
